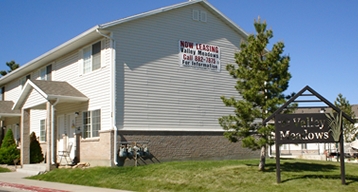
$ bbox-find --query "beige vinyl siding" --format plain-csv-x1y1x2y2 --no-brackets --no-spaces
112,4,242,131
53,38,112,131
3,80,20,101
29,109,46,139
22,89,48,109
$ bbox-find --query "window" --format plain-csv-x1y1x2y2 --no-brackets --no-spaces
40,119,46,142
39,64,52,81
0,87,4,101
83,109,101,138
82,41,101,74
192,10,207,22
20,74,31,88
200,11,207,22
192,10,199,21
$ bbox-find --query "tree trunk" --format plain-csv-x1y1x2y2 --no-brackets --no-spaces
258,145,266,171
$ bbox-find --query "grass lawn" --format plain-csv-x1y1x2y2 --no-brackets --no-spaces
29,158,358,192
0,166,11,173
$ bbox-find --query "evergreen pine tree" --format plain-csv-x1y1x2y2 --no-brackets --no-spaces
219,18,292,171
334,94,357,142
0,129,20,165
30,132,44,163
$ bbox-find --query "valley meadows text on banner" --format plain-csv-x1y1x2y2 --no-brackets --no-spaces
179,40,221,72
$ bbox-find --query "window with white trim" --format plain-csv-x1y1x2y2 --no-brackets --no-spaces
83,109,101,138
20,74,31,88
192,10,207,22
82,41,101,74
192,10,199,21
200,11,207,22
40,119,46,142
39,64,52,81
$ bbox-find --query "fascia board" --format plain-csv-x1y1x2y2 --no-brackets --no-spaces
12,80,48,110
0,26,100,85
99,1,201,29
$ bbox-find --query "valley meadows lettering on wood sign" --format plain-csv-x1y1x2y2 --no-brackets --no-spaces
275,113,335,144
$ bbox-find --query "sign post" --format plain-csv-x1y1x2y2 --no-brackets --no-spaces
264,85,355,185
275,113,336,184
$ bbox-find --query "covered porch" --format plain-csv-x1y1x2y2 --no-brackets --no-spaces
0,100,21,146
12,80,88,171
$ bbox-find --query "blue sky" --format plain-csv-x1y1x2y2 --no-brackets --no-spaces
1,0,357,104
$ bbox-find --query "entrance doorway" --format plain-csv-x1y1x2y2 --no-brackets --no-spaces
57,113,76,162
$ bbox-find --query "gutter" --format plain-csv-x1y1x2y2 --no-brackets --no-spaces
95,28,118,166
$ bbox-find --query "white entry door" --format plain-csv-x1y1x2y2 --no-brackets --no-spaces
57,114,76,161
66,113,76,159
57,115,66,154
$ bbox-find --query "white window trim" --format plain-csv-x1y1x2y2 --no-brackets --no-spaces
192,9,199,21
38,63,53,81
40,119,46,142
200,11,207,22
82,109,101,139
78,40,104,76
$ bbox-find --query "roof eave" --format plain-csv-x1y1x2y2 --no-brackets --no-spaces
0,113,21,118
98,0,249,38
99,1,200,29
47,95,89,103
0,25,102,85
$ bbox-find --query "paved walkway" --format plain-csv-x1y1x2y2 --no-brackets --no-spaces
0,171,132,192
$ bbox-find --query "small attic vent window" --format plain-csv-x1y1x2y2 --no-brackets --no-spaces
200,11,207,22
193,10,207,22
192,10,199,21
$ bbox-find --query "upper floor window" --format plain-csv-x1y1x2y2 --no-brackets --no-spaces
20,74,31,88
39,64,52,81
82,41,101,74
83,109,101,138
0,87,4,101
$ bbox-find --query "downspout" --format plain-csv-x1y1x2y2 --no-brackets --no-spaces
51,98,60,164
96,28,118,165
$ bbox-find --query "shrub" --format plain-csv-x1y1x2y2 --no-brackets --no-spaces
0,129,20,165
30,132,44,163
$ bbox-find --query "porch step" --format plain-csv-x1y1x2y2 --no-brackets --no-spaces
16,164,47,176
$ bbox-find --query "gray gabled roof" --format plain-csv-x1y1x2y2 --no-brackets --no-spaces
0,101,20,117
98,0,249,37
0,0,248,86
13,80,88,110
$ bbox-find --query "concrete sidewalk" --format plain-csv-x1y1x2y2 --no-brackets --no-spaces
0,171,132,192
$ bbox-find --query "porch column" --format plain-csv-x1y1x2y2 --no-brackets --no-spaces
46,101,52,171
21,108,30,165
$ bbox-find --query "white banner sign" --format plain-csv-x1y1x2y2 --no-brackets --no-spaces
179,40,221,72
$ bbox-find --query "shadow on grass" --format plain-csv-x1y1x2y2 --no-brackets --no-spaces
245,160,338,173
281,174,358,185
244,160,358,185
265,162,339,172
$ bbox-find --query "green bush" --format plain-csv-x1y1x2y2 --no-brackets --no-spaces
0,129,20,165
30,132,44,163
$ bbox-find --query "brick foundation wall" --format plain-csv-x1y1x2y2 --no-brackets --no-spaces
79,130,113,166
118,130,259,166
